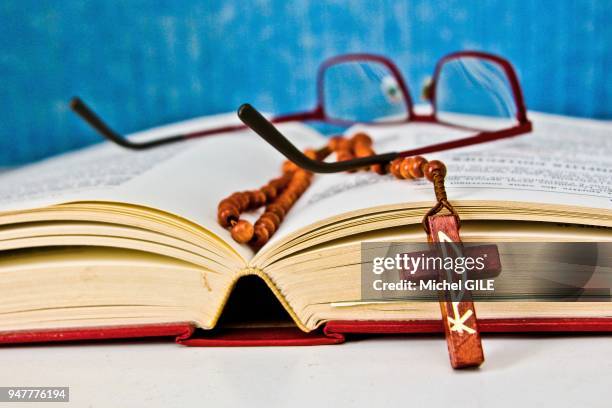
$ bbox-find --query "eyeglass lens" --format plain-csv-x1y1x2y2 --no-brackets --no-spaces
321,56,519,132
434,57,519,131
322,60,409,123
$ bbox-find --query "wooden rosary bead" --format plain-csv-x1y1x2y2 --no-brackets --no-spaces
351,132,372,148
390,158,403,178
293,173,311,185
249,190,267,208
218,198,238,210
218,201,239,214
299,176,312,189
336,150,354,162
218,207,239,227
293,181,308,193
291,187,303,198
327,136,342,151
268,179,282,190
277,190,292,202
282,160,299,173
292,169,310,180
400,157,414,179
230,220,255,244
353,142,374,158
240,192,252,209
283,185,296,196
256,216,277,234
262,211,281,228
328,136,352,152
266,204,286,220
228,192,241,204
351,131,378,172
352,143,378,173
260,185,277,201
293,174,311,189
285,190,298,203
270,174,291,189
410,156,427,178
338,138,353,151
371,163,386,175
304,149,318,160
230,192,249,211
251,226,270,248
424,160,447,182
278,196,294,211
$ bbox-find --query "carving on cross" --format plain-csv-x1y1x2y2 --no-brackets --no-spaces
448,302,476,334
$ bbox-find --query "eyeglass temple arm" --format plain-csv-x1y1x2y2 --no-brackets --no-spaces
71,97,324,150
238,104,398,174
70,97,192,150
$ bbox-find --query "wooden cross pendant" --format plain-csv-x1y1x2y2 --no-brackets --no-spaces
427,215,485,369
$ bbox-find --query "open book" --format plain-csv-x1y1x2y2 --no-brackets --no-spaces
0,111,611,339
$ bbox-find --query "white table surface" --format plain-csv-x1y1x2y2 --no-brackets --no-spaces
1,334,609,407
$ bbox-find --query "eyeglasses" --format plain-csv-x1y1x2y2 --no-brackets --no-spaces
71,51,532,171
237,51,532,173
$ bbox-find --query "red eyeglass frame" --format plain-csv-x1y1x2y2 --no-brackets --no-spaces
314,51,531,155
70,51,531,158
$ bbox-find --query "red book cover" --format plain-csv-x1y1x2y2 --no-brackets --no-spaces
2,317,612,347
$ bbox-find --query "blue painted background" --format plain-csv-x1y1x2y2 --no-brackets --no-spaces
1,0,610,165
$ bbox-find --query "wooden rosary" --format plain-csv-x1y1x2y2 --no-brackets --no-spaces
217,132,484,369
218,132,457,248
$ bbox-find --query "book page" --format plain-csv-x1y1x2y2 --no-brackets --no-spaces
264,112,612,250
0,113,326,260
